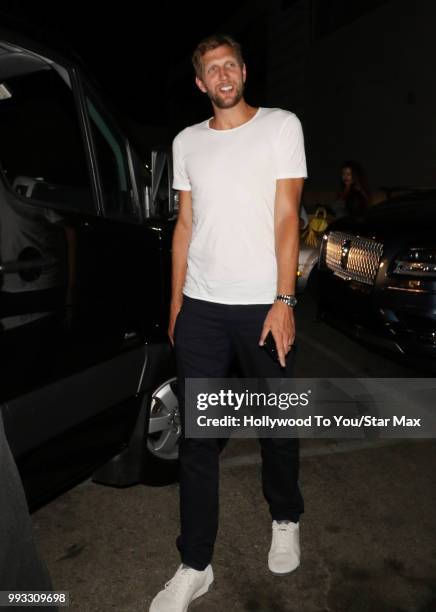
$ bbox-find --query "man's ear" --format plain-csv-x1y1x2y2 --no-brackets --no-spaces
242,63,247,83
195,76,207,93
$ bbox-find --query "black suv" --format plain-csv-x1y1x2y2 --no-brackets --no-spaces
0,30,180,508
317,190,436,371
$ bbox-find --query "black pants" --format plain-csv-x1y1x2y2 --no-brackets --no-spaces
174,296,304,571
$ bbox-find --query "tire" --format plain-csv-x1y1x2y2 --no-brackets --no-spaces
141,377,180,486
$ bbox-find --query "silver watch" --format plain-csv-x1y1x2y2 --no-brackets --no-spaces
275,294,298,308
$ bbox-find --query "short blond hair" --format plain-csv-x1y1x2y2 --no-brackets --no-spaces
192,34,244,78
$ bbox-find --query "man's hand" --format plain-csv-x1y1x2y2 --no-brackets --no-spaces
259,301,295,367
168,299,183,346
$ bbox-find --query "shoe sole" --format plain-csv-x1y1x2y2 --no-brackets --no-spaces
269,563,300,576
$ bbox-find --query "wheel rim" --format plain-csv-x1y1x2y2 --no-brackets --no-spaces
147,377,180,461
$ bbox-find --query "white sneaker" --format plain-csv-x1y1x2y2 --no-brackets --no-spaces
149,564,214,612
268,520,300,575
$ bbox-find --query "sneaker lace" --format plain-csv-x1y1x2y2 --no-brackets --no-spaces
273,524,292,553
164,567,194,597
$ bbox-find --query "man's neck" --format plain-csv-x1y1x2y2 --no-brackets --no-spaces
209,100,259,130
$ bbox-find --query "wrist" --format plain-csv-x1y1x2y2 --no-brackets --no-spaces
275,293,297,308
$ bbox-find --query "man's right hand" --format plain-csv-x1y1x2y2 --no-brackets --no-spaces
168,301,183,346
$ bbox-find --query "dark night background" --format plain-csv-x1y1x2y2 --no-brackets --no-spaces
0,1,249,127
0,1,431,190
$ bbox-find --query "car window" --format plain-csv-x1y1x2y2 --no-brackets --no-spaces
85,96,137,221
0,63,95,213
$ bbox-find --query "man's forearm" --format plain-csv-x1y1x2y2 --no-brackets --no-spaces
275,211,300,296
171,222,191,307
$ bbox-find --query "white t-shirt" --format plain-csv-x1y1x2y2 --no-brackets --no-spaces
172,107,307,304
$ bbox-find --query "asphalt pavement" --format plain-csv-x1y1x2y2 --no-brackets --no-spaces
32,294,436,612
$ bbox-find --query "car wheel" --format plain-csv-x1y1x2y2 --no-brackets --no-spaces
142,377,180,486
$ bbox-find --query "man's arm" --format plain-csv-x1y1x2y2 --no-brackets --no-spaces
168,190,192,345
259,177,304,366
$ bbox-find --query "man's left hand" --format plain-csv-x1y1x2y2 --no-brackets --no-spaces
259,301,296,368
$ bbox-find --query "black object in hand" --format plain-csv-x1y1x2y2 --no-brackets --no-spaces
262,331,279,363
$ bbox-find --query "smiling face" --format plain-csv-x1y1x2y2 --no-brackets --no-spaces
195,44,246,109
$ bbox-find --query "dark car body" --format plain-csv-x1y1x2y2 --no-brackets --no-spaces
0,29,178,508
317,191,436,370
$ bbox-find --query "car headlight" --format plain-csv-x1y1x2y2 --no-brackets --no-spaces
392,248,436,276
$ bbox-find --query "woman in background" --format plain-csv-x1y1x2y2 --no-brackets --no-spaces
333,160,371,218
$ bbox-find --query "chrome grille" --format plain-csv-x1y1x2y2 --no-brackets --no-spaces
324,231,383,285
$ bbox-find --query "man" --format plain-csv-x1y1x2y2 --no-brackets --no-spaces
150,34,307,612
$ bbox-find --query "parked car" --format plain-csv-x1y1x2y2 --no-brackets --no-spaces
317,190,436,370
0,29,181,508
